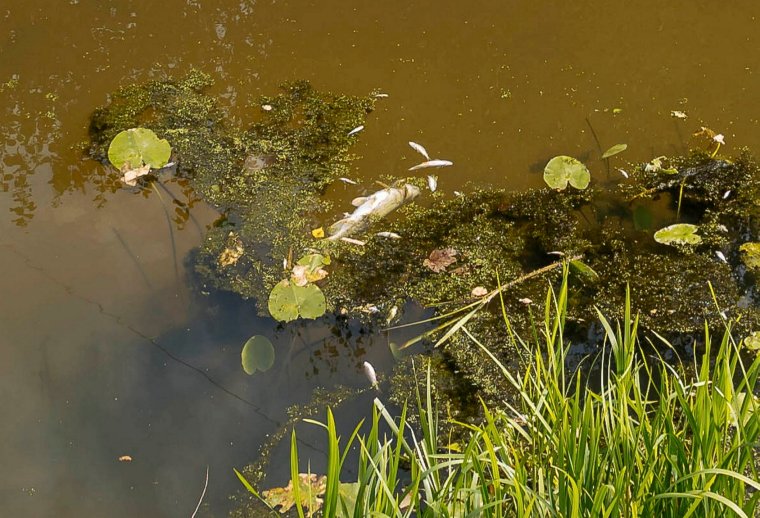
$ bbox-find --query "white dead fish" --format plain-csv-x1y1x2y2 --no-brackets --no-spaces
338,177,358,185
363,361,380,391
376,232,401,239
386,306,398,325
328,184,420,240
374,93,389,98
519,297,533,305
723,190,731,199
261,104,273,111
454,191,463,197
409,159,453,171
715,251,728,263
427,174,438,192
347,125,364,137
713,134,726,145
618,169,629,179
408,141,430,160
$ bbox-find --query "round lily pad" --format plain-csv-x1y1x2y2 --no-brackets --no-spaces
543,156,591,190
107,128,171,170
268,279,326,322
653,224,702,246
241,335,275,375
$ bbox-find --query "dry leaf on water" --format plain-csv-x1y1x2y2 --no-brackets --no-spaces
291,264,328,286
471,286,488,297
423,248,458,273
218,233,244,267
121,163,151,187
263,473,327,515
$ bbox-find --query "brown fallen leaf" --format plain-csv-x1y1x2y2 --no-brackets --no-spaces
121,163,151,187
291,264,328,286
423,248,458,273
262,473,327,515
218,232,244,267
471,286,488,297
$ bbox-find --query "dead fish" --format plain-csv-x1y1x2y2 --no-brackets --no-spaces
408,141,431,160
519,297,533,305
261,104,273,111
328,184,420,240
717,224,729,233
376,232,401,239
386,306,398,325
618,169,629,178
723,190,731,199
338,177,358,185
454,191,463,197
427,175,438,192
362,361,380,391
409,159,453,171
348,125,364,137
715,251,728,263
374,93,389,98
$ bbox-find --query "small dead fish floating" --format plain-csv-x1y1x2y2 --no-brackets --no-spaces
376,232,401,239
618,169,629,179
715,250,728,263
723,190,731,199
427,175,438,192
362,361,380,391
374,93,389,98
408,141,431,160
347,125,364,137
409,159,453,171
338,177,358,185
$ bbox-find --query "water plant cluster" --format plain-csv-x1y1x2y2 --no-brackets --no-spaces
236,271,760,516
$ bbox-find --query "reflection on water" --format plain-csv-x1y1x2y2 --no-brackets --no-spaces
2,0,760,515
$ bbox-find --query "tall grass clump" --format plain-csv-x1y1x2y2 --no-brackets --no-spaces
239,267,760,517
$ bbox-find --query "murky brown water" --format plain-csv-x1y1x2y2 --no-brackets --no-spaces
1,1,759,515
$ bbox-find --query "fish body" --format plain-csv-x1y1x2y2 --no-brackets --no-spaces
328,184,420,240
409,159,453,171
363,361,380,391
409,141,431,160
348,125,364,137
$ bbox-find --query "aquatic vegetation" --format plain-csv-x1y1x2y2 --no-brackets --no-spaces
654,223,702,246
236,274,760,516
267,280,326,322
740,242,760,272
543,155,591,190
601,143,627,159
107,127,172,186
240,335,275,375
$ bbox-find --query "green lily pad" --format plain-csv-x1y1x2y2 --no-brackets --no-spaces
601,143,627,159
653,223,702,246
241,335,275,375
543,156,591,190
107,128,171,170
268,279,326,322
739,242,760,271
744,332,760,351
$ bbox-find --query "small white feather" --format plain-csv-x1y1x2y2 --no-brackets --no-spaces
408,141,430,160
409,159,453,171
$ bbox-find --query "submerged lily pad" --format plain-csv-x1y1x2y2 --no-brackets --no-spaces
654,223,702,246
543,155,591,190
107,128,171,170
601,143,627,159
241,335,275,375
268,279,326,322
739,242,760,271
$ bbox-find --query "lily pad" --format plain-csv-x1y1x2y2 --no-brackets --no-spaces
739,242,760,271
107,128,171,170
744,332,760,351
601,143,627,159
241,335,275,375
268,279,326,322
543,155,590,190
654,224,702,246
